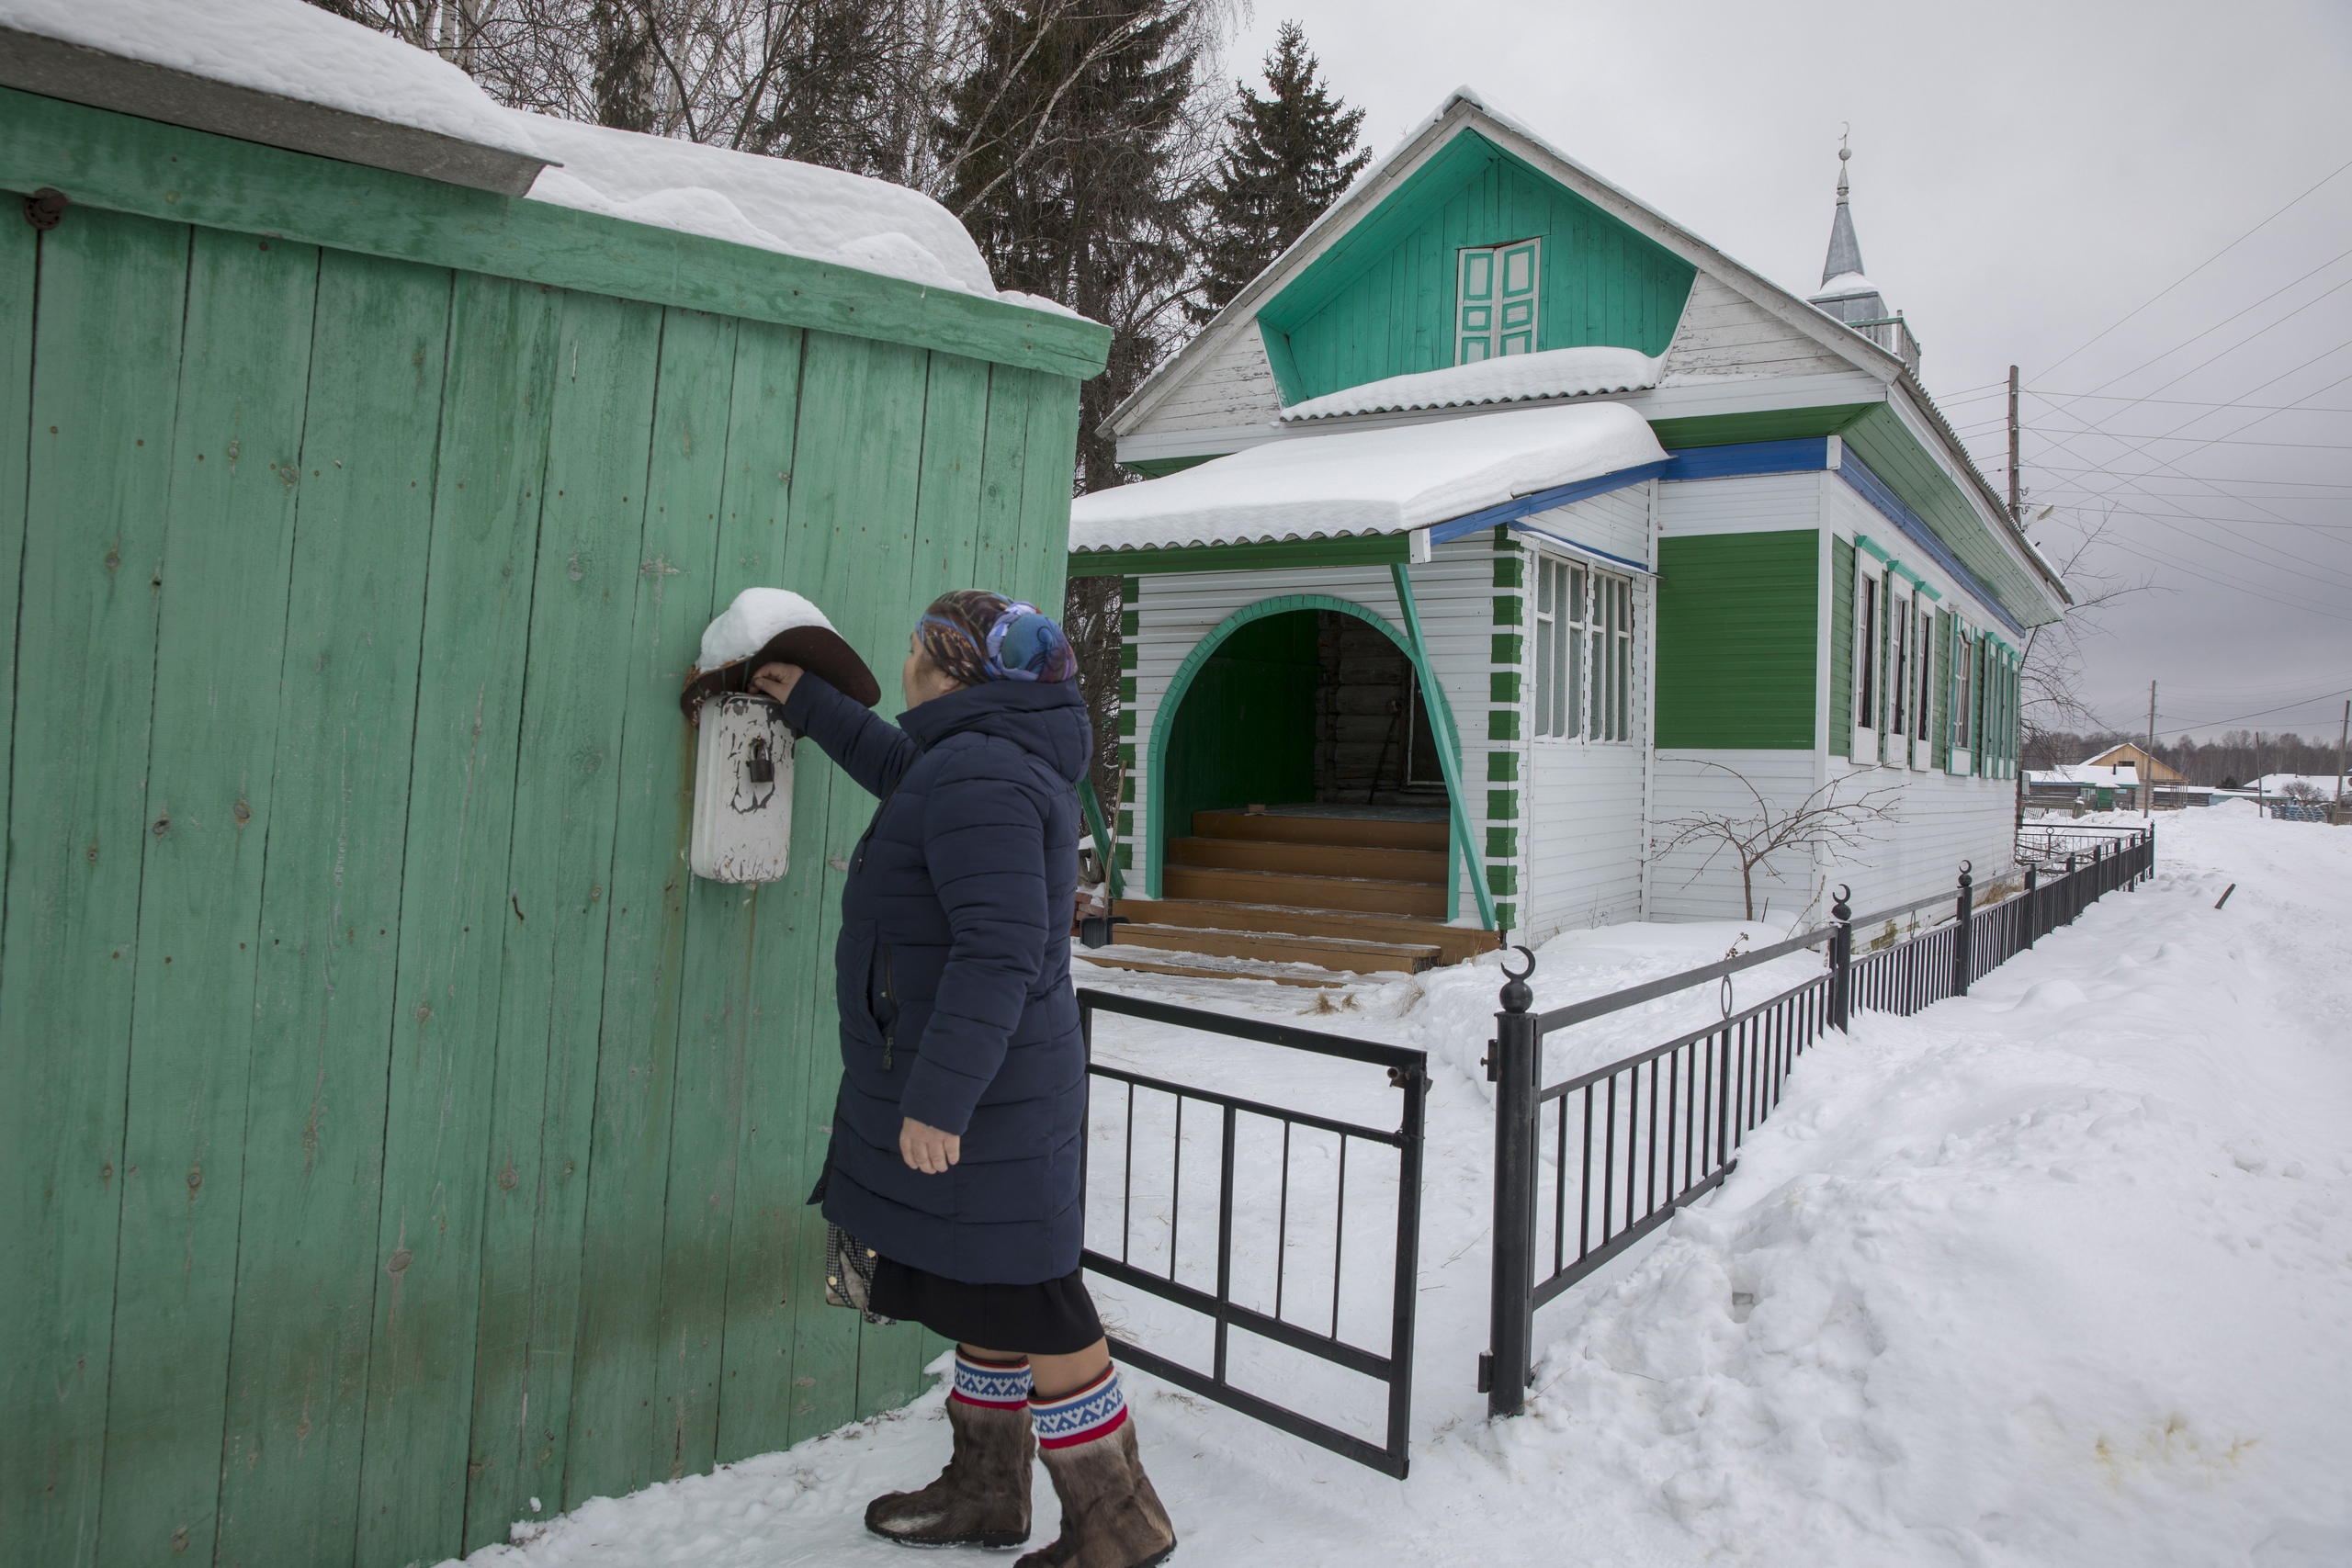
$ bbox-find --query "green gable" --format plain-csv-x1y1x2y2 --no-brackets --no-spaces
1255,130,1696,404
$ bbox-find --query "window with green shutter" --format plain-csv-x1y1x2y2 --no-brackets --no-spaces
1457,239,1541,363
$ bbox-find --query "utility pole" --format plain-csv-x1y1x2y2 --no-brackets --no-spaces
2007,365,2022,523
2143,681,2157,818
2335,699,2347,820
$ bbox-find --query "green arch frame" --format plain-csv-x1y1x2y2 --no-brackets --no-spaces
1143,592,1473,919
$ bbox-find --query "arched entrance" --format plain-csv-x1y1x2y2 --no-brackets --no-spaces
1146,594,1463,916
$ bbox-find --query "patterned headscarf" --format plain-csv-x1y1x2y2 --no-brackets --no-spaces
917,589,1078,687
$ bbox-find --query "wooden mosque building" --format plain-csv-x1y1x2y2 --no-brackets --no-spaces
1071,91,2067,980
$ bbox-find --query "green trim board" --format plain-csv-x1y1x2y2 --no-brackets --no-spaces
1647,403,1880,451
1392,563,1495,931
1143,592,1479,926
1122,453,1219,479
0,85,1111,380
1837,403,2058,628
1655,531,1818,750
1830,536,1855,758
1255,130,1696,403
1069,532,1409,577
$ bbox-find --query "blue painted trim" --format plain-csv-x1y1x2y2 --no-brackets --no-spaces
1504,521,1653,575
1837,455,2028,638
1657,435,1833,481
1425,458,1671,546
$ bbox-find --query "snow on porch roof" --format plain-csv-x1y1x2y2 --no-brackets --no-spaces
1069,401,1666,555
1280,345,1664,423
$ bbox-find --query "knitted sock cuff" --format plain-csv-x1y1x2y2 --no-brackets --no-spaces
950,1351,1034,1409
1030,1365,1127,1450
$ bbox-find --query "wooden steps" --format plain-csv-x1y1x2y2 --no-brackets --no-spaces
1159,864,1446,919
1114,921,1440,974
1117,897,1498,966
1164,835,1447,883
1078,805,1499,985
1191,809,1447,852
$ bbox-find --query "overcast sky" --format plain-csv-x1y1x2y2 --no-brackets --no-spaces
1223,0,2352,749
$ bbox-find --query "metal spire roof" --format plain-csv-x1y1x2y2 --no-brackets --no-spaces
1821,131,1865,287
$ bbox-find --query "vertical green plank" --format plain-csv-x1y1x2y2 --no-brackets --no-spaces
212,251,454,1568
970,365,1032,596
1830,536,1854,758
0,216,31,979
1011,372,1081,617
352,273,560,1568
906,355,990,608
97,228,318,1566
0,206,185,1568
466,289,661,1535
563,308,735,1503
707,321,829,1467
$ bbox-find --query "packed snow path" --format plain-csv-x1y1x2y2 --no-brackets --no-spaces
444,805,2352,1567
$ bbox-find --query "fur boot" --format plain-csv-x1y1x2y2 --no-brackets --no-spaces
1017,1418,1176,1568
865,1394,1035,1549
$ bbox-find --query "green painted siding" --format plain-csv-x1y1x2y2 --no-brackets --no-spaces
1069,531,1408,578
0,158,1083,1567
1257,131,1695,402
1657,531,1819,750
1830,536,1855,757
1931,608,1951,771
1651,404,1879,451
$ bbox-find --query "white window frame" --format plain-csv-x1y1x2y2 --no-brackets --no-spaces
1529,548,1632,744
1948,621,1974,776
1851,560,1882,764
1888,582,1914,768
1910,593,1935,771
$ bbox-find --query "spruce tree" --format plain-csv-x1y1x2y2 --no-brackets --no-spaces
1193,21,1370,320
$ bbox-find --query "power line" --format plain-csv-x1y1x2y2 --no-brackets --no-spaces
2075,243,2352,397
2037,153,2352,382
2151,686,2352,737
2030,389,2352,414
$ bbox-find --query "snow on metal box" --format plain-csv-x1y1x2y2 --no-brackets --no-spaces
691,694,795,883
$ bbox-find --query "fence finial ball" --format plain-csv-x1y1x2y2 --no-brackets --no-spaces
1498,945,1536,1014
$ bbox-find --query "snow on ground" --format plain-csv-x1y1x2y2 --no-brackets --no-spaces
442,803,2352,1567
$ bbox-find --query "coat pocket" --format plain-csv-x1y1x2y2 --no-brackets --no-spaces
834,919,881,1048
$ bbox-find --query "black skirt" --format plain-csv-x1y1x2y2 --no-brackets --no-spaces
868,1256,1103,1356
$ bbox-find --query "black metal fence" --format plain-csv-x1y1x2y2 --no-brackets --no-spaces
1076,988,1428,1478
1482,829,2155,1416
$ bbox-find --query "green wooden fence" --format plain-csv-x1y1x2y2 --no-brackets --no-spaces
0,92,1100,1568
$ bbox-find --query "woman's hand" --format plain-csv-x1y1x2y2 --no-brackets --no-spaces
751,661,803,705
899,1117,960,1175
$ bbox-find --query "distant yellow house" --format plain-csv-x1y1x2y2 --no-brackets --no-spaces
2082,742,2184,784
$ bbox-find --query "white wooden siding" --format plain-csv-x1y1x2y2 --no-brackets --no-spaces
1510,481,1657,943
1656,468,1826,539
1660,273,1854,384
1136,320,1285,435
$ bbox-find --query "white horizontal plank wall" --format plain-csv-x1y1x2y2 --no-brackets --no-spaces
1647,750,1827,924
1656,468,1826,538
1512,483,1657,942
1122,541,1495,922
1659,274,1855,384
1128,321,1283,436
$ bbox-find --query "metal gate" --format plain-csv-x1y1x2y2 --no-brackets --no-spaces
1076,988,1427,1477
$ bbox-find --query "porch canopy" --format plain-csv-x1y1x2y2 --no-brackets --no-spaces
1069,400,1668,559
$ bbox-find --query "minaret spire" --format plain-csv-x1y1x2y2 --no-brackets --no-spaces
1822,128,1865,286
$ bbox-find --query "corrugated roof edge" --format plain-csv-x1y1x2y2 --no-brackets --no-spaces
0,85,1110,379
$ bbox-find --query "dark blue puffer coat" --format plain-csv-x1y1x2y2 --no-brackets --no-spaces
781,671,1091,1285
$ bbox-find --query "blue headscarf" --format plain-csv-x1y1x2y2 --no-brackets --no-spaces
918,590,1078,685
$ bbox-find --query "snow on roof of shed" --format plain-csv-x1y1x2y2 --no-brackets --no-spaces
1280,345,1663,423
522,117,1006,299
1069,401,1665,554
1,0,1068,311
0,0,547,164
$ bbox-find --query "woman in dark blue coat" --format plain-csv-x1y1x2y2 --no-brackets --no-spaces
754,590,1175,1567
